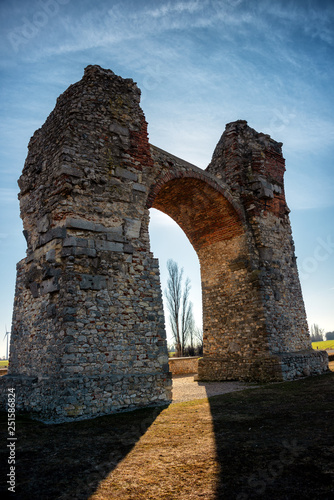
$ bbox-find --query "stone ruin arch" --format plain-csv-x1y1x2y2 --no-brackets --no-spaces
0,65,328,422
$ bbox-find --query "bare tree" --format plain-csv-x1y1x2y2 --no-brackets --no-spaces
181,276,194,352
184,326,203,356
165,259,194,357
194,326,203,355
310,324,325,342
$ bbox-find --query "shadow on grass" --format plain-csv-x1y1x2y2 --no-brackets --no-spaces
0,404,167,500
1,373,334,499
206,372,334,500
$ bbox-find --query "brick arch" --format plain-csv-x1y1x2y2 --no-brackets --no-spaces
147,172,255,373
147,169,245,221
148,173,246,253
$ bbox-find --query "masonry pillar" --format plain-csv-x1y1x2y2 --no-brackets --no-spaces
0,65,171,422
197,120,328,381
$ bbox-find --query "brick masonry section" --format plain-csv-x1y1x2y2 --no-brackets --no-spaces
0,66,328,422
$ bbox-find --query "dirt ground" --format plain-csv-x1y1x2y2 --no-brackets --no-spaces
172,374,252,403
1,369,334,499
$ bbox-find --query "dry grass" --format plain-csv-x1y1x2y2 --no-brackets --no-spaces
1,371,334,499
90,400,219,500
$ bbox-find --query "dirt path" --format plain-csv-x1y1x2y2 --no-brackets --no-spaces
172,374,254,403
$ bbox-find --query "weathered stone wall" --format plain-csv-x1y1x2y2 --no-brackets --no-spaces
208,121,310,355
0,66,328,422
2,65,172,422
168,357,200,375
198,120,328,381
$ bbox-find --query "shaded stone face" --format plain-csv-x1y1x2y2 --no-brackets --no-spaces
0,65,328,422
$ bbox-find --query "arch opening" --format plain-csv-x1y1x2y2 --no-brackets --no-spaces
149,207,203,354
149,176,265,378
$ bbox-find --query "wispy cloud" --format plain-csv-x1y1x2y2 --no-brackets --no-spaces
2,0,333,71
267,114,334,153
1,0,249,61
264,1,334,46
0,188,19,206
147,0,206,18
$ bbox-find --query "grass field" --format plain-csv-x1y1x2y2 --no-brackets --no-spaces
1,371,333,499
0,360,8,368
312,340,334,350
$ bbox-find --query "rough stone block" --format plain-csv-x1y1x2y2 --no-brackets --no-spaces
77,247,97,257
45,249,56,263
38,227,66,246
64,237,89,248
37,214,50,234
29,282,39,298
115,166,138,181
109,122,129,137
65,218,97,232
133,183,147,193
123,244,134,254
124,218,141,239
95,240,123,252
40,277,59,295
79,274,107,290
259,247,273,262
106,227,124,242
57,165,83,178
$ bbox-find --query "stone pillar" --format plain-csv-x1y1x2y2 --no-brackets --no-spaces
198,120,328,381
1,65,171,422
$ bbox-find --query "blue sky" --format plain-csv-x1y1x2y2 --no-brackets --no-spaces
0,0,333,356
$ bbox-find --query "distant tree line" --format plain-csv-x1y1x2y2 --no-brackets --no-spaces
310,324,334,342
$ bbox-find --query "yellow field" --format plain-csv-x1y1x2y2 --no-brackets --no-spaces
0,360,9,367
312,340,334,350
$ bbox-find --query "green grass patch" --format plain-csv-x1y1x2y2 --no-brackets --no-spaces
312,340,334,350
0,360,8,368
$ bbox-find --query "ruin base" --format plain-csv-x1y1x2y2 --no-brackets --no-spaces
197,350,329,382
0,372,172,423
